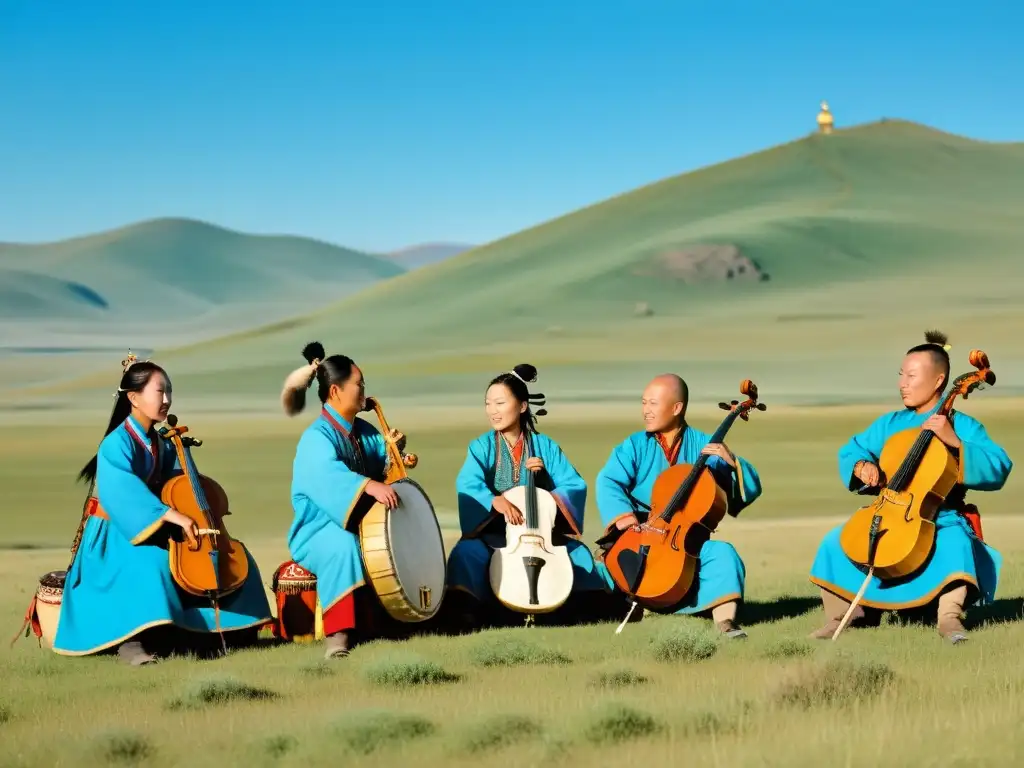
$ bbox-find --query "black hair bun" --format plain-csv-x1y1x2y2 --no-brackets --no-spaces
513,363,537,383
302,341,326,364
924,330,948,347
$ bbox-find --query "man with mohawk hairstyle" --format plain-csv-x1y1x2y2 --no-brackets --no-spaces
809,330,1013,644
279,341,405,659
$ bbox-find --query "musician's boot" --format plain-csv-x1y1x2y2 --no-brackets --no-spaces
711,600,747,639
117,640,157,666
810,588,863,640
324,631,351,659
937,584,969,644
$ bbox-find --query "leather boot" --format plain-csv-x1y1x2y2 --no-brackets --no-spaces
711,600,747,639
937,585,969,644
324,631,351,659
117,640,157,666
810,588,863,639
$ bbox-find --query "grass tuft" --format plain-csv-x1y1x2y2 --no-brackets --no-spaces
259,734,298,758
582,702,663,745
455,714,543,753
468,634,572,667
329,709,436,755
166,677,278,710
364,654,461,687
761,638,814,660
92,729,153,764
775,659,896,708
590,669,649,688
651,623,718,663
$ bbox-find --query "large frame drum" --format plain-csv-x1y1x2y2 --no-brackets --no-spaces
359,478,447,623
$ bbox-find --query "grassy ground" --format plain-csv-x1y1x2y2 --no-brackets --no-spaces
2,400,1022,767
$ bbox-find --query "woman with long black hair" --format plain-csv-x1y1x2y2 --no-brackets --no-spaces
53,356,272,664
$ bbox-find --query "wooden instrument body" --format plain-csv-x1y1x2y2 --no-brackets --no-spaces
356,397,447,623
605,463,728,610
839,427,959,579
160,421,251,599
488,484,574,613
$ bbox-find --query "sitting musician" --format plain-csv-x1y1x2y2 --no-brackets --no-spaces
444,364,609,629
593,374,762,638
809,333,1013,643
281,341,405,659
54,358,273,665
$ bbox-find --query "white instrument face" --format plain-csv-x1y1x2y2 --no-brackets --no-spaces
360,478,448,622
488,484,574,613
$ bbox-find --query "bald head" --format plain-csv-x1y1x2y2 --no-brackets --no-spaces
642,374,688,432
650,374,687,402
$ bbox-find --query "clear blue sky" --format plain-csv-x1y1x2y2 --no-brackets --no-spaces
1,0,1016,252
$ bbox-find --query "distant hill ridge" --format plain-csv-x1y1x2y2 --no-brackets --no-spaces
384,242,476,270
0,217,406,316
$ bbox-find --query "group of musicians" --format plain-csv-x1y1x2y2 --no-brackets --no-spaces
40,331,1013,665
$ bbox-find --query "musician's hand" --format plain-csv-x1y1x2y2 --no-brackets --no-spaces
524,457,545,473
388,428,407,452
366,480,399,509
854,461,883,487
614,514,640,531
493,497,524,526
162,509,199,547
922,414,961,449
702,442,736,468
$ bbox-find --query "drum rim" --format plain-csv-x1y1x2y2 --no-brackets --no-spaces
364,476,447,615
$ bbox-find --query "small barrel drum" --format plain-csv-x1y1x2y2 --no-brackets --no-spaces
271,561,320,642
24,570,66,649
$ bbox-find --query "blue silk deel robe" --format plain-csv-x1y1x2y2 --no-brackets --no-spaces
447,430,607,602
288,404,388,618
809,403,1012,609
53,415,273,655
593,427,763,614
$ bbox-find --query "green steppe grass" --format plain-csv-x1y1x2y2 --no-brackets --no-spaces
2,400,1023,767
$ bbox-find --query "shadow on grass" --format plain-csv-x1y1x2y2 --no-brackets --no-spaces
741,596,821,626
967,597,1024,629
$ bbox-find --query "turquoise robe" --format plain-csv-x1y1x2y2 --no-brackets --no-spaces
53,415,273,655
447,430,607,602
809,403,1012,609
288,403,388,617
593,427,763,614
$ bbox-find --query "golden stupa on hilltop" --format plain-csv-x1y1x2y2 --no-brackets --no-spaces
817,101,834,134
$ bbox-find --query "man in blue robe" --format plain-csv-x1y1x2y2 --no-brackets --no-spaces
594,374,763,638
809,333,1013,643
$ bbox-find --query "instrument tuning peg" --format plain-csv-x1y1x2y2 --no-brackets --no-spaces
166,414,178,427
756,403,767,411
718,401,731,411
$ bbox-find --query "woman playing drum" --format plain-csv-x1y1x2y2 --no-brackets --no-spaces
444,364,610,630
281,341,405,659
54,359,273,665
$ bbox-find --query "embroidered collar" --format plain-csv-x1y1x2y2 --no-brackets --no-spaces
652,429,682,465
321,404,366,474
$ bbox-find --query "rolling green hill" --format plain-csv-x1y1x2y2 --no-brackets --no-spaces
0,218,405,389
11,120,1024,409
0,217,403,320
